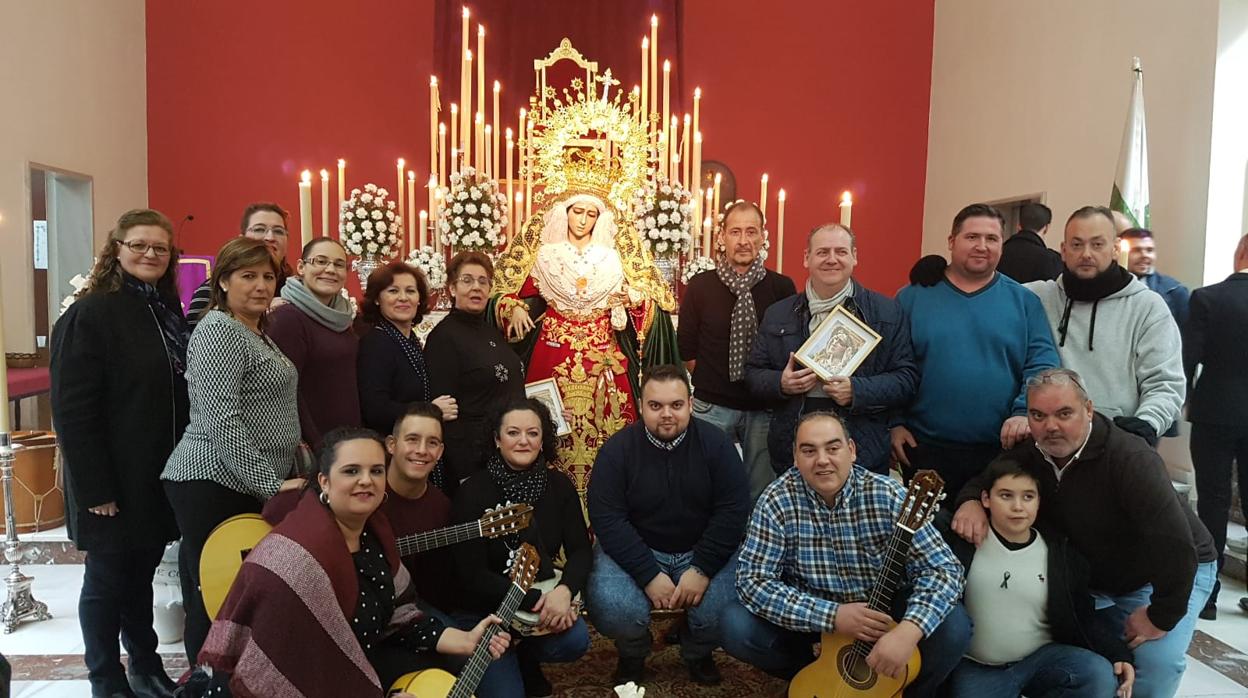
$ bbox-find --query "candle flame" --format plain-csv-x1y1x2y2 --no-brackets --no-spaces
478,25,485,37
762,173,769,183
651,14,658,26
684,113,691,124
714,173,722,183
485,124,492,134
320,169,329,180
493,80,500,91
301,170,312,184
397,158,405,168
778,189,787,201
462,6,469,19
439,123,447,134
671,116,678,127
419,210,428,219
428,174,436,185
408,171,416,181
695,131,702,142
663,60,671,71
430,76,438,86
520,107,526,117
841,191,852,205
451,103,459,113
476,112,484,124
642,37,649,49
465,49,472,61
506,127,513,139
694,87,702,98
337,158,345,167
516,192,523,202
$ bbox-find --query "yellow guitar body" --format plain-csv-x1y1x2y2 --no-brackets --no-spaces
200,513,273,620
390,668,472,697
788,632,920,698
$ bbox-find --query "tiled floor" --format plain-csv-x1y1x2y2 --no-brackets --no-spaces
4,542,1248,696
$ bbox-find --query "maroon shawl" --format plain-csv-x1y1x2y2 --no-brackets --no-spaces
200,490,420,697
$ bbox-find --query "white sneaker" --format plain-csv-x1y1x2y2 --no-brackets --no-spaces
1228,536,1248,554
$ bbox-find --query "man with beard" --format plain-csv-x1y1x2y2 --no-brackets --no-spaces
892,204,1059,500
1121,227,1191,328
1023,206,1184,447
680,201,796,499
746,223,918,477
952,368,1216,698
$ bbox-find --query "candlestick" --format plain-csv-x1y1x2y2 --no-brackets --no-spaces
760,174,769,222
463,50,473,167
640,39,649,128
506,129,514,236
477,25,485,149
0,267,8,430
434,190,444,251
407,171,417,251
396,159,406,231
336,159,346,237
656,132,667,181
777,189,787,273
419,210,428,249
1118,238,1130,268
492,80,500,181
298,171,313,246
475,112,485,172
320,169,330,238
839,191,853,229
681,114,691,186
438,123,447,188
429,77,439,177
450,104,459,168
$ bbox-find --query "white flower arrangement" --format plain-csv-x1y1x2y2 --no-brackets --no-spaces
406,245,447,289
633,176,693,259
59,267,94,317
437,166,508,252
680,254,717,285
338,288,359,319
340,183,401,258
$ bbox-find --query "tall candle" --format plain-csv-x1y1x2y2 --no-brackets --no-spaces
662,60,671,177
475,112,485,172
429,77,439,177
669,116,678,182
438,123,447,188
427,175,437,232
407,170,417,251
477,25,485,147
640,39,649,129
505,129,514,234
692,131,703,252
463,50,473,167
460,7,470,159
298,170,313,246
632,86,641,126
336,159,346,236
484,124,493,178
320,169,330,237
681,114,691,186
760,174,769,222
396,159,406,229
777,189,787,273
419,210,428,249
712,172,722,230
703,187,714,256
434,190,444,251
514,191,524,235
692,87,701,146
525,119,534,219
450,104,459,169
492,80,500,180
839,191,853,229
649,16,658,123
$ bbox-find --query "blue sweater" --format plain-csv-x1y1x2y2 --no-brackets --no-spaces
897,274,1058,445
587,419,751,586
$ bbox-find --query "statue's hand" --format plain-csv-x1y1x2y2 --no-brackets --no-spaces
508,305,535,340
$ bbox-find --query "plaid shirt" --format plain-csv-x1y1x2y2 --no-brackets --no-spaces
736,466,962,637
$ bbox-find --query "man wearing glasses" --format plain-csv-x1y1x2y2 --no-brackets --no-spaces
186,202,293,328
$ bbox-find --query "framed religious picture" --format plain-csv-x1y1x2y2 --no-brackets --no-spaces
795,305,883,380
525,378,572,436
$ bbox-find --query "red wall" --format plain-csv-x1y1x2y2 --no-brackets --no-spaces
683,1,935,291
147,0,933,291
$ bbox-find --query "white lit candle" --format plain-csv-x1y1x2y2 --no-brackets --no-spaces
427,174,437,231
760,174,769,222
515,191,524,236
460,6,470,158
692,130,703,250
640,39,649,129
477,25,485,149
492,80,501,180
396,158,406,229
712,172,722,229
662,60,671,178
703,187,714,256
450,104,459,168
429,77,439,177
505,129,514,233
419,210,428,249
839,190,853,229
484,124,493,178
649,16,658,123
438,123,447,188
320,169,330,237
475,112,485,172
681,114,691,186
463,50,473,166
298,170,313,246
407,170,417,251
777,189,787,273
336,159,346,235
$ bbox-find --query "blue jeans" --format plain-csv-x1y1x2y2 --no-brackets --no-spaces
1091,560,1216,698
450,612,589,698
586,544,738,662
719,597,972,698
950,643,1117,698
692,400,773,500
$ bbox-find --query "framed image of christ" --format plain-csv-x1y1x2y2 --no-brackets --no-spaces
525,378,572,436
794,305,883,380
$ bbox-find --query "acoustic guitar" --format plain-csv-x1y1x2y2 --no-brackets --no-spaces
200,502,533,619
788,470,945,698
390,542,541,698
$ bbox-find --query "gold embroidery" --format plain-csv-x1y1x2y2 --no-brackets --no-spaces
551,348,631,496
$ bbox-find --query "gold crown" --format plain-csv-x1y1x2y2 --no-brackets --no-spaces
561,149,613,198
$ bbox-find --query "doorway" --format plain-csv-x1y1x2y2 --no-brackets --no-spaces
30,165,94,353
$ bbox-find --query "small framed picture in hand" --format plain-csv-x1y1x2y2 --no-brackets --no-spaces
525,378,572,436
795,305,882,380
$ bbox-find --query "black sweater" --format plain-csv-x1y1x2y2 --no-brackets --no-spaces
424,309,525,487
356,323,432,435
678,269,796,410
587,420,751,586
449,467,591,615
956,413,1216,631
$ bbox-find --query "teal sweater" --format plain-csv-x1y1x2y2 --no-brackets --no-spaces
897,274,1059,445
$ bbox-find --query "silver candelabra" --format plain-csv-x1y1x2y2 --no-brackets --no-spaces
0,431,51,633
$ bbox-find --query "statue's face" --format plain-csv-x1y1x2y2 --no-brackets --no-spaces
567,202,600,240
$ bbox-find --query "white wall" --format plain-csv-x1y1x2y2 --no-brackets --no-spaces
1203,0,1248,283
923,0,1219,289
0,0,148,352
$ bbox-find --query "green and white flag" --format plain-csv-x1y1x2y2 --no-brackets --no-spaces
1111,57,1150,228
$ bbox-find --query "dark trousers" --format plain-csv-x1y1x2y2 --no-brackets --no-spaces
904,440,1001,507
80,546,167,693
1191,422,1248,571
164,480,263,664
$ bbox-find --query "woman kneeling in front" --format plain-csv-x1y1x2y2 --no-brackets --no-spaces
193,427,508,697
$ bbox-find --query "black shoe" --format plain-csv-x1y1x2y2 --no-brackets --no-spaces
1239,597,1248,614
613,656,647,686
685,655,722,686
128,672,178,698
519,655,553,698
1201,602,1218,620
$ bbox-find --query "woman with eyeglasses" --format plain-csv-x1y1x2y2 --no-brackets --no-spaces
51,208,188,698
186,202,293,328
162,237,305,665
267,237,361,448
424,251,524,492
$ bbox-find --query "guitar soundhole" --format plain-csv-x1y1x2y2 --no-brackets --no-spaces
836,645,877,690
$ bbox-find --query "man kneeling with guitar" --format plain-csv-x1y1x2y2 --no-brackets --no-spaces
722,411,970,697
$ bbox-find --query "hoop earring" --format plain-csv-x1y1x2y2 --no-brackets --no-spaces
319,491,329,505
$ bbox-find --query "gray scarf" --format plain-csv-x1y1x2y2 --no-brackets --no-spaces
715,255,767,381
807,279,854,333
280,278,354,332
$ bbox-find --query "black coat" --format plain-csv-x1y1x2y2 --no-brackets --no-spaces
997,230,1063,284
50,289,188,551
356,323,431,435
1184,272,1248,426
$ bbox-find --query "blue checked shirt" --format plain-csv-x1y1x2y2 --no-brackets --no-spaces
736,466,962,637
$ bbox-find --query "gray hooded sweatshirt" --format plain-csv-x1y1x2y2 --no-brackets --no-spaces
1025,275,1185,434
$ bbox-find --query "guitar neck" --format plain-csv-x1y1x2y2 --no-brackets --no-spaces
451,583,528,698
395,520,481,557
866,526,915,616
